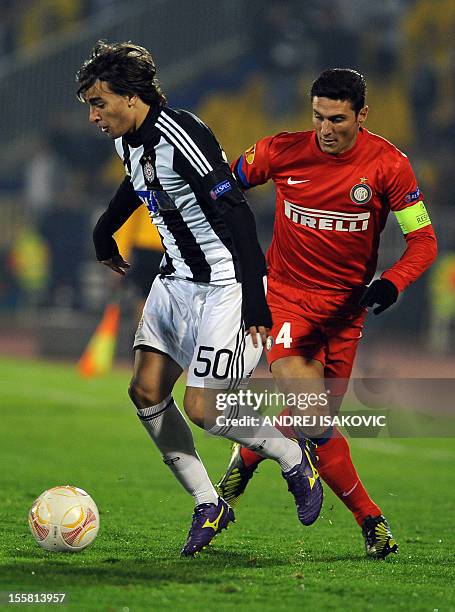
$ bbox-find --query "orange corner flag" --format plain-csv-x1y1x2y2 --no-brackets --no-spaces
78,303,120,377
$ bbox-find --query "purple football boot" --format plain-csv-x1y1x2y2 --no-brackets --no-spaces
282,438,323,526
181,497,235,556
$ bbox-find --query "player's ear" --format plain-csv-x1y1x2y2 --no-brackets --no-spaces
358,106,368,125
127,94,139,108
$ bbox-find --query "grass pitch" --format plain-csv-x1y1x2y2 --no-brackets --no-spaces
1,356,454,611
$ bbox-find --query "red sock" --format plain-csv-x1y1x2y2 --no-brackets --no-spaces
239,446,265,468
316,428,381,525
240,407,296,468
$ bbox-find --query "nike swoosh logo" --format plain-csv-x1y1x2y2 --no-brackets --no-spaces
288,178,310,185
342,481,359,497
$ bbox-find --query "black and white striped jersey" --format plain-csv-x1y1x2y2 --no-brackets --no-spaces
112,105,254,285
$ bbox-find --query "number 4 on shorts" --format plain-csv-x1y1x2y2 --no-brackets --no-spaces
276,322,293,348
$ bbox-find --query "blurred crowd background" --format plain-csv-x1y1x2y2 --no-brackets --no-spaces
1,0,454,364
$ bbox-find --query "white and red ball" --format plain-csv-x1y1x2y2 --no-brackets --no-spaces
28,486,99,552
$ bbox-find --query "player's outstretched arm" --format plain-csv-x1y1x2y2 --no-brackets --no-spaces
221,200,272,347
208,176,272,345
380,224,437,292
93,177,141,271
364,153,438,313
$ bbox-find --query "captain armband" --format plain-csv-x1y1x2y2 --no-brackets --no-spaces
394,201,432,235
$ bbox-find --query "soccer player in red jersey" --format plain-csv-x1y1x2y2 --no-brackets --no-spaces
217,69,437,559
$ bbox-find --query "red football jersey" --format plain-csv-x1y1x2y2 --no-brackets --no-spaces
233,128,435,292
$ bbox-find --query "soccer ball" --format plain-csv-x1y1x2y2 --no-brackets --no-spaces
28,486,99,552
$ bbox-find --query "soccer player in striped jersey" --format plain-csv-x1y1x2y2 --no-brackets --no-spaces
76,41,323,556
217,68,438,559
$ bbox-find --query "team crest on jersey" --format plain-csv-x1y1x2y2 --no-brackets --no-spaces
350,182,372,205
245,144,256,165
266,335,274,351
141,156,155,185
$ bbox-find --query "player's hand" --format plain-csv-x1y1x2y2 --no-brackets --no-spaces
359,279,399,315
101,254,130,276
247,325,270,348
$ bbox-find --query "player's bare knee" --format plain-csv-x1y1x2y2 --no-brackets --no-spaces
183,399,205,428
128,377,163,410
128,380,146,410
183,389,210,428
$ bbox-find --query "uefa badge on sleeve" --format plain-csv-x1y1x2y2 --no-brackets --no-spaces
350,182,372,205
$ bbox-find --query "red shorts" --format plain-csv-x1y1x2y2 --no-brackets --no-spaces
266,277,366,395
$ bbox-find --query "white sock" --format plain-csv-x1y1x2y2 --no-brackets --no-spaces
137,395,218,506
207,402,302,472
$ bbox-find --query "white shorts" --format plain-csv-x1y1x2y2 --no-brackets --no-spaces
134,276,263,389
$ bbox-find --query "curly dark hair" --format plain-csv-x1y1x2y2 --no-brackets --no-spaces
76,40,167,106
310,68,366,114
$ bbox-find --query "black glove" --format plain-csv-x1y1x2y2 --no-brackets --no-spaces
359,279,399,315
